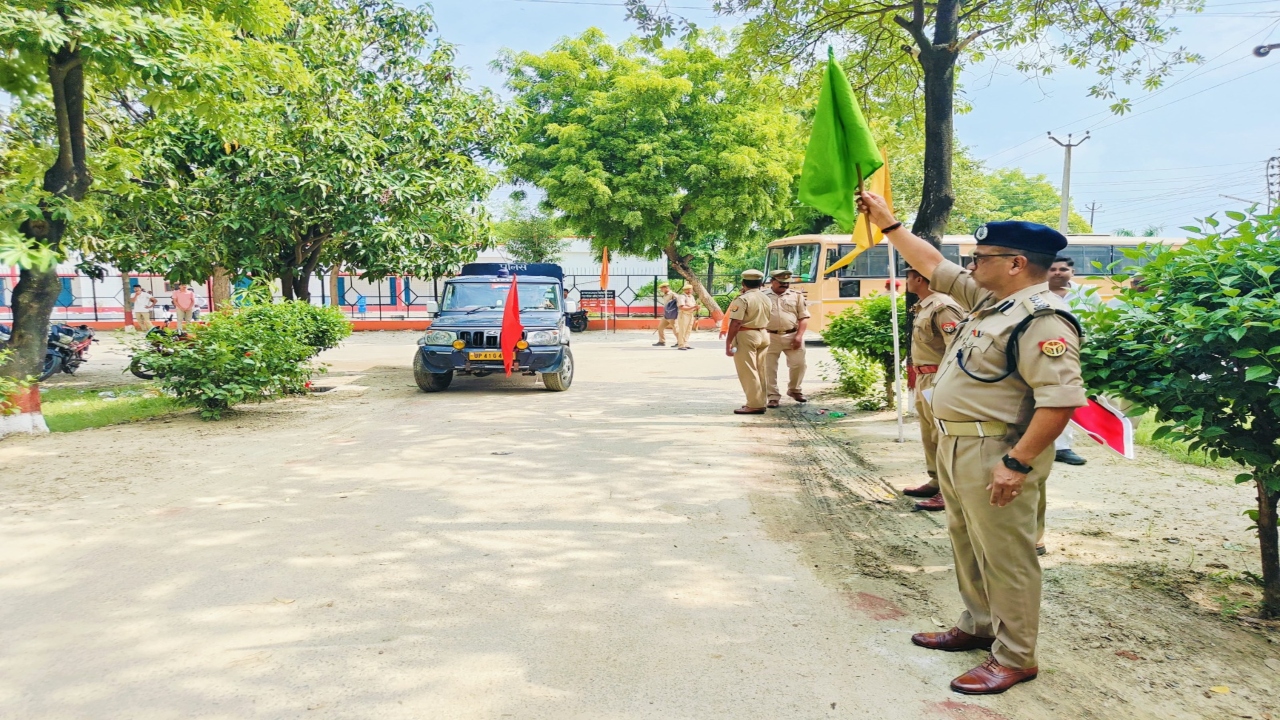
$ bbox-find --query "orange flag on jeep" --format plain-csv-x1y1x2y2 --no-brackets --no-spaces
501,276,524,376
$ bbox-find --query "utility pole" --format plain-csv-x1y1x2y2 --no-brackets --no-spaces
1048,132,1090,234
1267,155,1279,214
1254,43,1280,58
1085,201,1101,229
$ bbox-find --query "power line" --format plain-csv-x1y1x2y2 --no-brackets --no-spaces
1086,61,1280,133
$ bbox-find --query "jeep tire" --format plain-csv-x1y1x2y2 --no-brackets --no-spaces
413,352,453,392
541,348,573,392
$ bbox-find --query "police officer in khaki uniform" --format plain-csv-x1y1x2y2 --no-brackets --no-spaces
901,267,964,512
724,269,771,415
763,269,811,408
858,190,1085,696
654,282,676,346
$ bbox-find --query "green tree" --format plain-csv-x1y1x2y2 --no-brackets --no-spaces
88,0,516,300
0,0,294,380
498,30,804,318
1079,208,1280,616
822,293,910,409
626,0,1198,242
982,168,1093,233
493,192,568,263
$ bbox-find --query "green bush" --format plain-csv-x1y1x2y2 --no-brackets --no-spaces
821,347,884,405
823,293,910,408
139,301,351,419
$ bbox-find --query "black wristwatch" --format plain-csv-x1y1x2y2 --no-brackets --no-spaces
1001,454,1033,474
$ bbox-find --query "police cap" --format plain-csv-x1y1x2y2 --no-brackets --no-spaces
974,221,1068,255
769,269,793,281
742,269,765,281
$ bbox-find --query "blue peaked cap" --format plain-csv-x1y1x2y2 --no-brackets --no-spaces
974,221,1068,255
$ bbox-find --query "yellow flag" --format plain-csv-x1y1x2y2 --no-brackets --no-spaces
825,149,893,276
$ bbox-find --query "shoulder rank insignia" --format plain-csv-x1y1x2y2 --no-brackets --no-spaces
941,321,958,334
1039,337,1068,357
1028,294,1053,312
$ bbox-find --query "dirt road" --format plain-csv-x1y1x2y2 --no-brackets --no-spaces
3,331,1276,719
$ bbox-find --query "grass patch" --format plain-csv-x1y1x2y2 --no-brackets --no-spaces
40,384,185,432
1133,411,1237,470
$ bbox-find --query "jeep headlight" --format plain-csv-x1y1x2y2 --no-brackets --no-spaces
526,329,560,346
421,329,456,346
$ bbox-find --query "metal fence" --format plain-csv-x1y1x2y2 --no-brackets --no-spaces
0,270,735,324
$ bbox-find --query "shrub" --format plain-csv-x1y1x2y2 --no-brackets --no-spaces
821,347,884,405
139,301,351,419
1079,206,1280,617
823,293,910,408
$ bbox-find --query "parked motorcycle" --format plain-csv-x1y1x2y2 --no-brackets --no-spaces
566,309,589,333
129,324,192,379
43,324,96,381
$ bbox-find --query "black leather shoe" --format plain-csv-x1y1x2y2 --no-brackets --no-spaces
1055,449,1087,465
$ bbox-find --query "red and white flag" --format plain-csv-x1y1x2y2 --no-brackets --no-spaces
500,275,524,376
1070,396,1135,460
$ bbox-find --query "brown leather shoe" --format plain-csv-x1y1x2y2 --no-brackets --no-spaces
911,627,994,652
787,390,808,403
902,483,939,498
950,655,1038,695
733,406,766,415
914,493,945,511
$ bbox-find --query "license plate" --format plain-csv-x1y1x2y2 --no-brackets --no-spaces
468,351,503,361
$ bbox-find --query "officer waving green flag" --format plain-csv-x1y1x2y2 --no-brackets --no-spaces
798,47,883,230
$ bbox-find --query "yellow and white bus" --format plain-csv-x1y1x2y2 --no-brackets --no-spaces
763,233,1185,333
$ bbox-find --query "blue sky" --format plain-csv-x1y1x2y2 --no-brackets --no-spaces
431,0,1280,236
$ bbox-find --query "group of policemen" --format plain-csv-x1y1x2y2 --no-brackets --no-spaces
716,192,1087,695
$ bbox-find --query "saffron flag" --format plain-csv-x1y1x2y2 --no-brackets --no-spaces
599,246,610,291
500,276,524,376
797,47,883,231
1070,396,1136,460
826,148,892,276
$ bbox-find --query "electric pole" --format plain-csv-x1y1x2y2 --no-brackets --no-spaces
1048,132,1090,234
1085,201,1101,229
1267,155,1279,213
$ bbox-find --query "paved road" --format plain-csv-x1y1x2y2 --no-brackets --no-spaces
0,331,968,719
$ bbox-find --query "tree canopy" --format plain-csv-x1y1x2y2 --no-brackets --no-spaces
498,29,805,317
493,192,568,264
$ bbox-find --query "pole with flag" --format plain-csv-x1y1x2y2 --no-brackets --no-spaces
600,246,610,334
500,275,524,376
797,48,905,440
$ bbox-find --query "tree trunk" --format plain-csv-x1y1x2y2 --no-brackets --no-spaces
664,242,723,321
210,266,232,310
1257,479,1280,618
280,272,297,301
912,50,958,242
881,357,896,410
2,44,90,381
328,266,341,307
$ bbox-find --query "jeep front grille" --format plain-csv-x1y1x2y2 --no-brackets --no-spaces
458,331,499,348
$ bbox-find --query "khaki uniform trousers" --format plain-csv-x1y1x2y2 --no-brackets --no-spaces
915,371,940,488
675,311,696,348
657,317,675,343
937,433,1055,670
764,332,805,401
733,329,769,409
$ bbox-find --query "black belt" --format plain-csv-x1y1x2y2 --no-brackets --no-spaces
768,328,797,334
741,326,766,331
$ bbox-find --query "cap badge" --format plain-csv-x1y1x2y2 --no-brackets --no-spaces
975,226,989,240
1039,338,1068,357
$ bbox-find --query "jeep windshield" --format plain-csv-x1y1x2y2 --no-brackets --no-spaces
441,282,561,313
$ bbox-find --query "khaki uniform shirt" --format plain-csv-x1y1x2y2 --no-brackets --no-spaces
675,292,699,313
929,260,1087,425
727,288,771,329
911,293,964,366
763,288,810,332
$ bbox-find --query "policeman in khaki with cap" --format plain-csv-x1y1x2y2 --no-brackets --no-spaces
762,269,811,408
901,266,964,512
724,269,772,414
858,190,1086,695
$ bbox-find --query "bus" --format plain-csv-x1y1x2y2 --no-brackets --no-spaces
763,233,1185,333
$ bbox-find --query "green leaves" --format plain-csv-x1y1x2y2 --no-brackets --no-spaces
1246,366,1275,383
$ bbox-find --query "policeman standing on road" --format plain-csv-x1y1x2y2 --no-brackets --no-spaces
901,267,964,512
724,269,772,415
654,282,676,346
857,190,1085,695
763,269,811,408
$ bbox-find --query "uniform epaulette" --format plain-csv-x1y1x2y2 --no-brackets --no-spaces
1023,292,1058,317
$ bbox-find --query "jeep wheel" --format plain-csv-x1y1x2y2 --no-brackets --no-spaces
541,348,573,391
413,352,453,392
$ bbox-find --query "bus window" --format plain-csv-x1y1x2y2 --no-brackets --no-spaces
766,243,820,282
1111,246,1153,273
941,245,962,266
839,279,861,298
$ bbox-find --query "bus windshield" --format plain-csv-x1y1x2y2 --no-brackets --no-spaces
441,282,561,312
765,244,820,283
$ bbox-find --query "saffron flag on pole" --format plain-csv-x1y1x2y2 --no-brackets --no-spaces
500,276,524,376
826,148,892,275
797,47,883,231
599,246,610,291
1070,396,1136,460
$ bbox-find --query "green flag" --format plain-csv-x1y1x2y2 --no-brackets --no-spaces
797,48,883,230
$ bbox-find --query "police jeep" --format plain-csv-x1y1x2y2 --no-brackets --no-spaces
414,262,574,392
